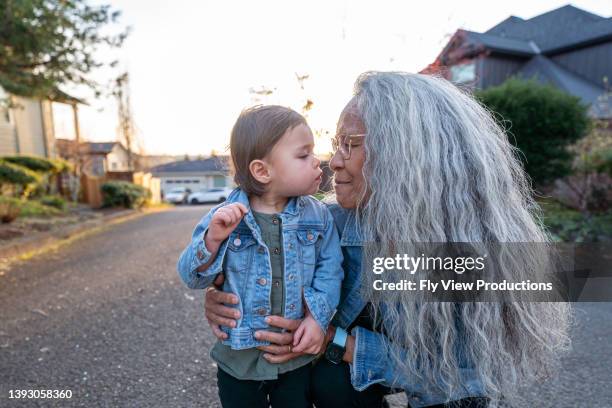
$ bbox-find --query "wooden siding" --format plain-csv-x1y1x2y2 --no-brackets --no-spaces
552,42,612,87
479,54,525,89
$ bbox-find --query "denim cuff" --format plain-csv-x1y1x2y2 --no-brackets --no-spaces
349,326,387,391
187,227,230,287
302,287,332,333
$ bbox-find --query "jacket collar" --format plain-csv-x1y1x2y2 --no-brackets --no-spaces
227,188,301,244
228,188,300,216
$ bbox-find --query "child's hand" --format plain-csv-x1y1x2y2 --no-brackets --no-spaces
206,203,249,245
292,315,324,355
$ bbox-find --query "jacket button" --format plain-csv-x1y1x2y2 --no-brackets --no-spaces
288,304,295,311
273,280,280,287
196,250,204,260
272,217,279,224
273,247,280,255
257,278,267,285
288,274,295,281
288,243,293,249
257,308,267,316
258,246,265,254
233,238,241,246
307,232,314,241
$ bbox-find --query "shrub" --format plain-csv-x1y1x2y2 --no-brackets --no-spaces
40,195,67,210
101,181,150,209
477,78,590,186
0,159,40,187
2,155,58,173
0,197,21,223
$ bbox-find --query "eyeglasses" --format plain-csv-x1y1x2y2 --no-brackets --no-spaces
331,134,365,160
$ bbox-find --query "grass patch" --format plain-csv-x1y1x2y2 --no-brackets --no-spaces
18,199,64,218
0,196,70,220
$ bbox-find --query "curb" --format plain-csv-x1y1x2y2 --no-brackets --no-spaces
0,207,169,264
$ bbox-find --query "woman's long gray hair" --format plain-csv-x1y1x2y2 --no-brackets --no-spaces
352,72,571,406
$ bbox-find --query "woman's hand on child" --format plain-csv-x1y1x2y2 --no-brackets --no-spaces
206,203,249,245
291,315,324,355
204,274,240,340
255,316,305,363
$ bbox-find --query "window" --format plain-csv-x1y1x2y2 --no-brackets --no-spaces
192,180,200,183
166,180,175,184
213,175,226,187
450,62,476,84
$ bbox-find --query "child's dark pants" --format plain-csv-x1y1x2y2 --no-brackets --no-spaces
216,364,311,408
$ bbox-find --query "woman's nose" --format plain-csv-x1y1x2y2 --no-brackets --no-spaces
329,150,344,171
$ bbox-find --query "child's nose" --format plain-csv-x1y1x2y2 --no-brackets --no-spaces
313,155,321,168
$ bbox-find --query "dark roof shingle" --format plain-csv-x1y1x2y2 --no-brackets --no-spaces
517,55,607,118
151,156,230,174
485,5,611,53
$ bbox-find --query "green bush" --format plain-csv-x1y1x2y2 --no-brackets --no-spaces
2,155,58,173
49,158,74,173
0,159,40,186
477,79,589,186
101,181,150,209
40,195,67,210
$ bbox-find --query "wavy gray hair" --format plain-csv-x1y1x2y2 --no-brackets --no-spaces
352,72,571,406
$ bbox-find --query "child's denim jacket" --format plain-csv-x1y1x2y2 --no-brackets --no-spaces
177,188,343,350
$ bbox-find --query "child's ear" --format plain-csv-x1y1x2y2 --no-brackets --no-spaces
249,159,271,185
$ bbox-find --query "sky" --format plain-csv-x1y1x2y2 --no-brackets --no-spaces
52,0,612,156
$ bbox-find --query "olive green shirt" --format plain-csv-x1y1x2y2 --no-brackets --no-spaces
210,211,314,380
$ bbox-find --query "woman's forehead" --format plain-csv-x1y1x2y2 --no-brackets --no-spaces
338,101,365,132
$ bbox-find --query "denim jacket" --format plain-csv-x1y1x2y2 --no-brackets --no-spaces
177,188,343,350
327,204,487,408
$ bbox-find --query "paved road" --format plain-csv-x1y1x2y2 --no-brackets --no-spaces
1,206,220,407
1,206,611,407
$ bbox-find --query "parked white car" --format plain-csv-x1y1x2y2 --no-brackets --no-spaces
188,187,232,204
164,187,192,204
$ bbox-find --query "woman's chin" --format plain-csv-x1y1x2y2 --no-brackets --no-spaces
334,192,357,209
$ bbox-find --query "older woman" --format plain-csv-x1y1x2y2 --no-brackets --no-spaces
204,72,570,407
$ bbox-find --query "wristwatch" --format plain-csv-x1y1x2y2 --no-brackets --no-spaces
325,327,347,364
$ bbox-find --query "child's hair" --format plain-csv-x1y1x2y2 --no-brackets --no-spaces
230,105,307,196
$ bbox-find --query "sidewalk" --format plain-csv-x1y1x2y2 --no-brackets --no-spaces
0,205,169,265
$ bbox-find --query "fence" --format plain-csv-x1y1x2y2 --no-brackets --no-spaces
81,171,161,208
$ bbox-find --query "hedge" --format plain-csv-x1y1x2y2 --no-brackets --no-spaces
477,78,590,186
101,181,150,209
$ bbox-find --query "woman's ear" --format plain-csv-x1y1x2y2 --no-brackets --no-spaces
249,159,271,185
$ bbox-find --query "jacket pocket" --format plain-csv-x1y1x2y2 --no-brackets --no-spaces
297,229,322,265
224,233,256,272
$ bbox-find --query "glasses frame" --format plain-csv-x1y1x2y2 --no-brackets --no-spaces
331,134,366,160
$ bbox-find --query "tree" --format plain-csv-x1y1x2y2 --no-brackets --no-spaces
0,0,128,99
477,79,590,186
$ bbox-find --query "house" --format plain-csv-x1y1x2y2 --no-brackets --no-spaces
150,156,233,195
422,5,612,118
55,139,133,176
0,86,84,158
